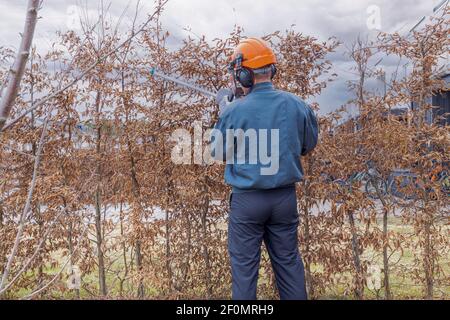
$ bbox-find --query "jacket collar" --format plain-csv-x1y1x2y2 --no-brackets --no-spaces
250,81,274,93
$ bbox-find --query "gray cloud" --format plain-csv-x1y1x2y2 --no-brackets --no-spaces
0,0,441,114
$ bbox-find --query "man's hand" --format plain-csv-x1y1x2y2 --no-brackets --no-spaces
215,88,234,115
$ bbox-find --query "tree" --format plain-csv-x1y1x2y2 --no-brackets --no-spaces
0,0,41,131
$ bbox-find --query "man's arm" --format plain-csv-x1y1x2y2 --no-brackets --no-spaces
210,89,235,162
301,104,319,156
216,88,234,116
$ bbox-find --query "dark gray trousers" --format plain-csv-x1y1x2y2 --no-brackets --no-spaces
228,186,307,300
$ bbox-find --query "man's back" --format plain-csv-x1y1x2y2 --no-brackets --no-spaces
214,81,318,193
218,37,318,300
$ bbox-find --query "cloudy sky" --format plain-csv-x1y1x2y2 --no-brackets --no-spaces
0,0,445,114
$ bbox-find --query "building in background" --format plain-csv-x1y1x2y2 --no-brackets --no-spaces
409,1,449,126
431,72,449,126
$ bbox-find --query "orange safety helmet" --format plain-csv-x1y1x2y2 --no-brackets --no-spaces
229,38,277,89
231,38,277,69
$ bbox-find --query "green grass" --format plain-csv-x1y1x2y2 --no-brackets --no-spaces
309,217,449,300
6,216,449,300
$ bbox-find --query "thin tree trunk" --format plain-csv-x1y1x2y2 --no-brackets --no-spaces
63,193,80,299
36,204,44,289
59,121,81,299
135,240,144,298
423,213,434,299
348,210,364,299
382,207,391,299
165,209,172,292
0,118,48,293
126,116,144,298
94,90,107,297
118,202,128,297
164,179,173,293
127,139,144,298
372,179,392,300
302,191,314,298
302,156,314,298
67,215,80,298
0,200,4,275
95,183,107,296
201,183,212,298
181,212,192,289
0,0,40,131
120,65,145,298
28,51,44,292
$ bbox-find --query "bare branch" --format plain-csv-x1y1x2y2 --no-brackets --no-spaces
0,116,48,292
0,0,40,131
0,0,168,133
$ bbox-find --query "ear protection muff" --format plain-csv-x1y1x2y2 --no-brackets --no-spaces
229,53,277,89
239,64,276,87
270,64,277,80
236,68,254,88
230,53,254,88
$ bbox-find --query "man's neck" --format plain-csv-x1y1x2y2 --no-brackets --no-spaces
253,79,272,85
243,81,273,95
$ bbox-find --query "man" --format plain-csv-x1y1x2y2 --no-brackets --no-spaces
212,38,318,300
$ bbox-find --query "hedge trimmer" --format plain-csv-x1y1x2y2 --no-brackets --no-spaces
149,67,234,112
150,67,216,98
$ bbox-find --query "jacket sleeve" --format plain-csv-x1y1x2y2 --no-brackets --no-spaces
301,104,319,156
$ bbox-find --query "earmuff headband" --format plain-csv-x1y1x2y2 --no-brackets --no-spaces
229,54,277,89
